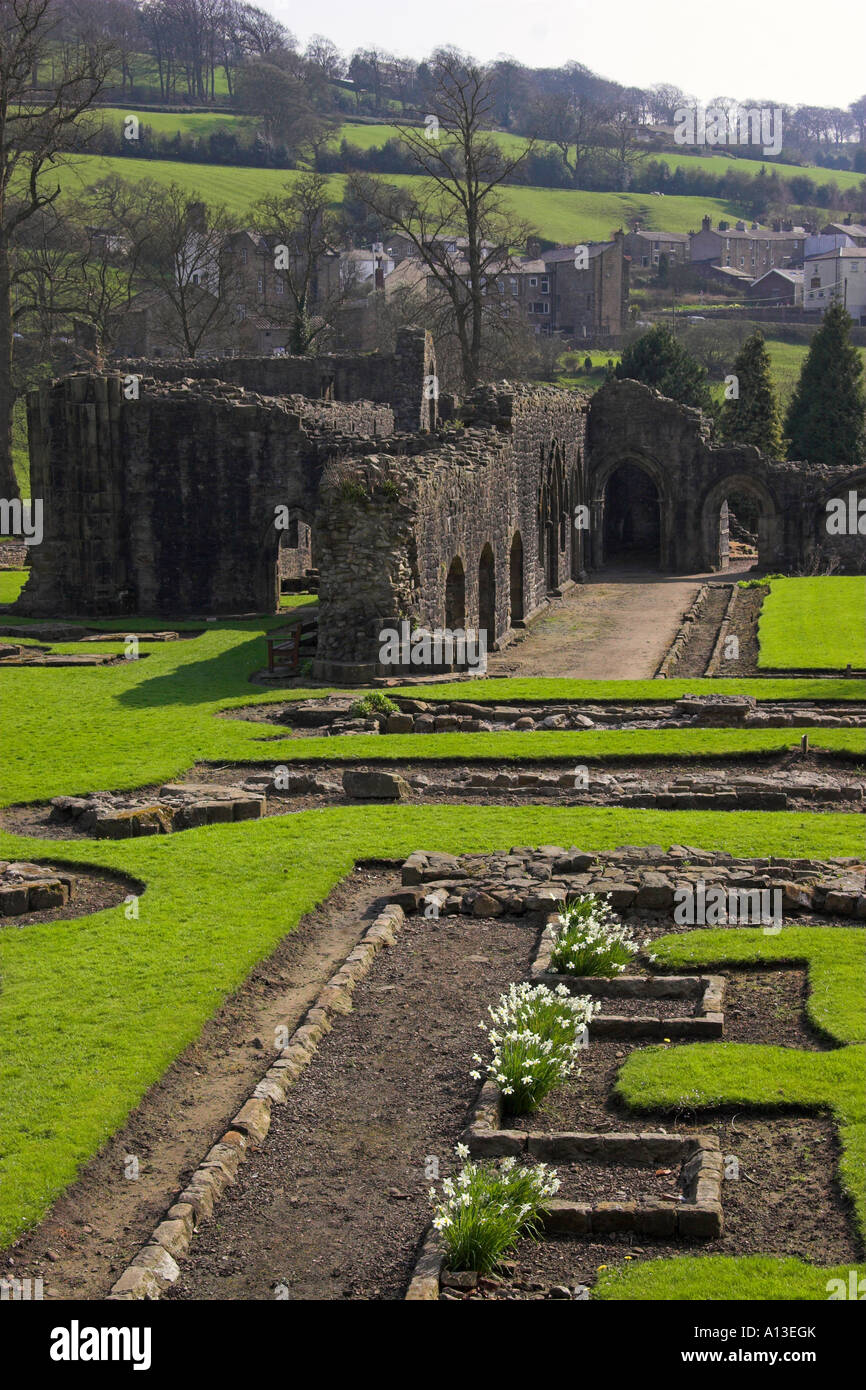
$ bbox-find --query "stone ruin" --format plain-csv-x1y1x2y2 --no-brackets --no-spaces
0,861,73,914
18,327,866,681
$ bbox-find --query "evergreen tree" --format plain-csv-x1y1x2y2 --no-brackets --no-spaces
615,324,713,412
785,302,866,466
720,330,784,457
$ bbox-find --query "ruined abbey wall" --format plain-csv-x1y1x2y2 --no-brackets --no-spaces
19,331,864,682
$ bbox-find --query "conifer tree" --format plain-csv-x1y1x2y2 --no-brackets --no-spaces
785,302,866,467
720,330,784,457
615,324,713,412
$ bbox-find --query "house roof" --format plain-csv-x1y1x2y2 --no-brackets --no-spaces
808,246,866,260
697,225,806,241
540,242,612,264
823,223,866,238
707,264,754,282
628,229,689,243
751,268,804,286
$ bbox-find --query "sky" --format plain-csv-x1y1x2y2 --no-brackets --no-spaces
273,0,865,110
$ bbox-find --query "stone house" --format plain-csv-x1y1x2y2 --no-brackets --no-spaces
689,216,807,276
623,227,690,269
803,247,866,322
747,268,804,305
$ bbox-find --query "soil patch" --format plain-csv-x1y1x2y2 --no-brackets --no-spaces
5,865,401,1299
0,865,135,927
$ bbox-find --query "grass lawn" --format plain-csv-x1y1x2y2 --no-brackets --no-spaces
595,1254,866,1301
758,577,866,670
0,622,860,800
0,803,861,1246
0,622,863,807
0,571,28,605
617,927,865,1242
32,153,743,244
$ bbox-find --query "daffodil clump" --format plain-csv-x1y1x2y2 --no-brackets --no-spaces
430,1145,560,1273
471,981,598,1114
550,893,642,976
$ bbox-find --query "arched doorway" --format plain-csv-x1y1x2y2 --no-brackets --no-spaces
602,463,661,567
445,556,465,628
478,544,496,641
700,475,779,572
509,532,524,623
275,511,316,610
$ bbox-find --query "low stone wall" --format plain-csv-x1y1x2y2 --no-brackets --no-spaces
0,862,73,914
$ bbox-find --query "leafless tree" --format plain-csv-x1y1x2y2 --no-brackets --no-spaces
0,0,115,500
348,49,537,389
251,173,347,354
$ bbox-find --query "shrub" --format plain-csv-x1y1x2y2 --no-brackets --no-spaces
471,981,598,1114
348,692,398,717
430,1145,560,1273
550,894,643,976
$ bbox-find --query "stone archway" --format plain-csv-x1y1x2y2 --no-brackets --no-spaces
588,452,670,571
509,532,524,623
538,443,566,591
601,462,662,567
478,544,496,641
700,474,781,571
445,556,466,628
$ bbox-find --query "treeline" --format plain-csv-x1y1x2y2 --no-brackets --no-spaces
47,1,866,174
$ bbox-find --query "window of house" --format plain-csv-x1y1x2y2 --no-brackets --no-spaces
257,276,263,293
275,278,285,295
241,248,248,264
642,255,649,267
540,278,549,293
529,276,538,287
510,277,518,296
236,304,246,319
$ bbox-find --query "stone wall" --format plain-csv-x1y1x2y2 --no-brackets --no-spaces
22,375,393,616
18,345,864,678
116,326,437,435
587,379,865,574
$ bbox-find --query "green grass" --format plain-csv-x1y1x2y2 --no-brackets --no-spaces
87,107,254,139
11,399,29,497
616,925,866,1238
595,1254,866,1301
335,122,866,193
0,611,863,1266
758,578,866,671
31,153,743,243
0,571,28,605
0,803,861,1245
387,677,865,703
1,622,863,808
649,926,866,1046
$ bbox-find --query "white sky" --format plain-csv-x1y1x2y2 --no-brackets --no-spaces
273,0,866,109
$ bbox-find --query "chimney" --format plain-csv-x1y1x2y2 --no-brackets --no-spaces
719,220,729,231
702,215,711,232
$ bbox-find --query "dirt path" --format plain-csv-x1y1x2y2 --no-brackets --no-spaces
6,866,401,1300
490,566,751,680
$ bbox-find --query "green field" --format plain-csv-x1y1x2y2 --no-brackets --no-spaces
1,798,861,1245
0,571,28,605
332,121,866,192
34,153,743,243
87,106,255,138
758,577,866,670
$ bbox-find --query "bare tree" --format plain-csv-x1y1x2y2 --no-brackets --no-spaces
0,0,115,500
533,90,604,188
349,49,536,389
132,183,237,356
251,173,346,354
